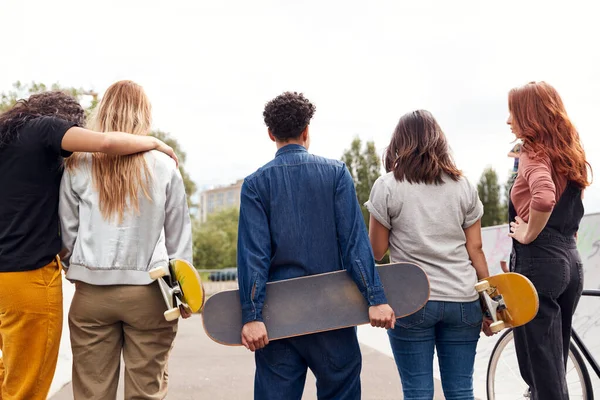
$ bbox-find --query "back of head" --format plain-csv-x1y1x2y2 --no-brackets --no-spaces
66,80,153,223
0,91,85,148
508,81,591,189
263,91,316,141
384,110,461,185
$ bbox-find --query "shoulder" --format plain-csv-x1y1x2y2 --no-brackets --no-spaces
243,158,277,186
146,150,178,172
520,149,551,170
311,153,345,169
378,171,397,186
456,175,478,193
25,116,76,134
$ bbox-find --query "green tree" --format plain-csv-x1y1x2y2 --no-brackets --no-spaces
477,167,505,227
0,81,97,115
193,207,239,269
341,137,390,263
341,137,381,227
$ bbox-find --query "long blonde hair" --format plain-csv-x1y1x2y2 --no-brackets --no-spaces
65,80,153,222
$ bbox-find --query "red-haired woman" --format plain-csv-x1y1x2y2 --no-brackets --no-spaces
507,81,592,400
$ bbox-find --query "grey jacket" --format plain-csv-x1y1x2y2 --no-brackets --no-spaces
59,150,193,285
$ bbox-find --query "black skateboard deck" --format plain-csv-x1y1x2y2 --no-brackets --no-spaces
202,262,429,346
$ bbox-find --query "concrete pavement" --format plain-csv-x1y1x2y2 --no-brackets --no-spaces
51,316,446,399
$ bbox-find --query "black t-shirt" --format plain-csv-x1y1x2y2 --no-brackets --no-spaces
0,116,77,272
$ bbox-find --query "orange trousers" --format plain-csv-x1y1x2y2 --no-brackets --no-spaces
0,258,63,400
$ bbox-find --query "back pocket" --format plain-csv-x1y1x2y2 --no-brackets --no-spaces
461,300,483,328
522,258,568,297
396,305,426,329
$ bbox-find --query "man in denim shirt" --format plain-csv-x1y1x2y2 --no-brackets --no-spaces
237,92,395,399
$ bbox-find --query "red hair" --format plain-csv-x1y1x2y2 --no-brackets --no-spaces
508,81,592,189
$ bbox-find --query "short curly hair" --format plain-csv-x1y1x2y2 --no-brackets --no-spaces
0,91,85,148
263,92,316,141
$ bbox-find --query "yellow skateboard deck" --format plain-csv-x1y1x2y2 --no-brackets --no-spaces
476,272,539,333
149,259,205,321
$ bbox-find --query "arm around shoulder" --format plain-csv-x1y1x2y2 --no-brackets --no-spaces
61,127,178,164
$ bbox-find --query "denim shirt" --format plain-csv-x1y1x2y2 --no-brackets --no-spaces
237,144,388,325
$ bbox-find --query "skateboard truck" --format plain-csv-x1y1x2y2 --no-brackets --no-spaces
475,280,506,333
150,266,188,321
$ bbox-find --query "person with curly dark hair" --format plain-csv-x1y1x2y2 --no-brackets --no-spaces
237,91,395,399
0,90,178,400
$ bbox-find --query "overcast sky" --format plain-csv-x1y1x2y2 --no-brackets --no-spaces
1,0,598,212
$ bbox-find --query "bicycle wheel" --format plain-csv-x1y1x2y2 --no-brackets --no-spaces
486,329,593,399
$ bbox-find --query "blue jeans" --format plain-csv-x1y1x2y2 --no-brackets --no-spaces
388,300,482,400
254,327,361,400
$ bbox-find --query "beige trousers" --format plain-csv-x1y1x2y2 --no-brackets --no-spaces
69,281,178,400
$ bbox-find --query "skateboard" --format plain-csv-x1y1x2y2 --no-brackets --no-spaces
202,262,430,346
149,259,205,321
475,272,539,333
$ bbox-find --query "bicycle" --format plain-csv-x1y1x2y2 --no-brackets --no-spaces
486,289,600,399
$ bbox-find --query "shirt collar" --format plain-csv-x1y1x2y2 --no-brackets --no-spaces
275,144,308,157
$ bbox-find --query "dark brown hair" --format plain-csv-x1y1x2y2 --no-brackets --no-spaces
0,91,85,148
384,110,462,185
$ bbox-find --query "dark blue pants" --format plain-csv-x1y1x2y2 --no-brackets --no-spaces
254,327,361,400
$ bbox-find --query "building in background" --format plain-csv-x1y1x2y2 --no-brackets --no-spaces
198,179,243,223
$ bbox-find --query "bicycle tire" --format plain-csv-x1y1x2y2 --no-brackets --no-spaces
486,329,593,399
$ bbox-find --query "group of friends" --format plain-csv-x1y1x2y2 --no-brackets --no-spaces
0,80,591,400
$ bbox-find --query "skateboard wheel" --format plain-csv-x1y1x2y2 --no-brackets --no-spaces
475,280,490,293
164,307,181,321
490,320,505,333
149,266,168,280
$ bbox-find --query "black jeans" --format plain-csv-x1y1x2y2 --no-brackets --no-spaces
511,234,584,400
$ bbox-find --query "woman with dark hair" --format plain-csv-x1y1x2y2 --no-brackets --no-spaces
366,110,491,400
0,91,178,400
506,81,591,400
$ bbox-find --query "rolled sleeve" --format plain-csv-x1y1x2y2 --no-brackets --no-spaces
364,178,392,230
521,154,556,212
463,181,484,228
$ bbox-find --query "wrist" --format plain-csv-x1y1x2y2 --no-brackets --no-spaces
524,229,536,244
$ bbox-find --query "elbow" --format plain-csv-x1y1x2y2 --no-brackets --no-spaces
466,240,483,254
531,197,555,213
98,134,114,154
372,247,387,262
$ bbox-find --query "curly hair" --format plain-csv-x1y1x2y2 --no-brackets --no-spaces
508,81,592,189
0,91,85,148
263,91,316,141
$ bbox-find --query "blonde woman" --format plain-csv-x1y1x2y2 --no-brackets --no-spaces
59,81,192,399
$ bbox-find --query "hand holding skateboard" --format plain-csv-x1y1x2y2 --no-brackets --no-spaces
241,321,269,352
149,259,205,321
475,272,539,334
368,304,396,329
